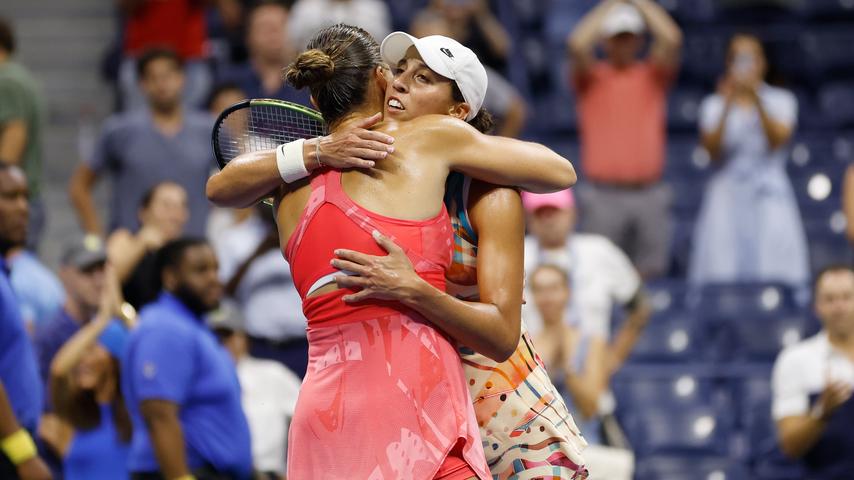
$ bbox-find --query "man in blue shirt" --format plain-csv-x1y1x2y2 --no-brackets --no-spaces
216,2,310,106
122,238,252,479
0,164,51,479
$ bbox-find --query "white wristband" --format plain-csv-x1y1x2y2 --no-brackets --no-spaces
276,139,309,184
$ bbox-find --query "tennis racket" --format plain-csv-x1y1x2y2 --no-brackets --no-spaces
211,98,327,170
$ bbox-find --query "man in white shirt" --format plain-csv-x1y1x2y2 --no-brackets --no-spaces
209,303,302,479
772,265,854,477
521,189,650,371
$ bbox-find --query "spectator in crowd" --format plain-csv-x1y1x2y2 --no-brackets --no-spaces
522,189,651,370
47,266,133,480
69,48,214,239
530,264,634,480
410,10,527,137
843,165,854,248
427,0,511,72
0,165,51,480
34,238,109,387
218,1,311,106
691,34,807,286
0,17,47,249
106,181,189,310
207,83,246,117
567,0,682,279
117,0,211,110
288,0,391,53
213,204,308,377
208,303,301,480
122,238,252,479
0,165,63,331
772,265,854,477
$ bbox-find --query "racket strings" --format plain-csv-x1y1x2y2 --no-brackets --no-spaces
216,104,326,166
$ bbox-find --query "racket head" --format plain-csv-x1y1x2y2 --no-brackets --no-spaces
211,98,327,170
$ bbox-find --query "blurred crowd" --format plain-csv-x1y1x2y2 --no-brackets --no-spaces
0,0,853,479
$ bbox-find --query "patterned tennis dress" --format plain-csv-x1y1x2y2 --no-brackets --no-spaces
444,173,589,480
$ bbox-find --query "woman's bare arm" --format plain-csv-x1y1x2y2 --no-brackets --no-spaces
421,115,577,192
332,184,525,361
207,114,394,208
845,165,854,246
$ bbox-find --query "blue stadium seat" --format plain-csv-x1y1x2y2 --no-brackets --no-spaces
669,178,705,219
636,455,750,480
801,28,854,76
668,89,705,131
746,402,807,480
682,29,729,81
665,139,711,183
806,228,853,275
612,368,714,412
690,282,800,318
719,313,818,362
622,404,731,456
646,279,690,312
669,219,695,278
625,310,700,363
660,0,719,24
819,82,854,127
790,165,845,216
795,0,854,20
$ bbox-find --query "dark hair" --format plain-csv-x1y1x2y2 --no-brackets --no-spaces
451,84,494,134
0,17,14,54
205,82,245,111
530,264,570,288
136,48,183,78
138,181,180,210
155,237,209,288
813,264,854,299
285,24,381,125
53,358,132,443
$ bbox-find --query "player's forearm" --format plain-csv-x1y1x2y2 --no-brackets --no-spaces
402,280,519,362
207,149,282,208
778,416,826,459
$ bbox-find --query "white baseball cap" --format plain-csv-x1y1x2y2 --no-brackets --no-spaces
601,3,646,37
381,32,488,121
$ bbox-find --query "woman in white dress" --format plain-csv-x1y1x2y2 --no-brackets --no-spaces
690,34,808,286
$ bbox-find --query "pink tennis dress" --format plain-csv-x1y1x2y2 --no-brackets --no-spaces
283,169,491,480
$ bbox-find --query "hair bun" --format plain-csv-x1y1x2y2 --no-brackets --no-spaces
286,49,335,90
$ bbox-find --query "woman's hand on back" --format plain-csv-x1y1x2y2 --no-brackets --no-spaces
310,113,395,171
331,231,425,304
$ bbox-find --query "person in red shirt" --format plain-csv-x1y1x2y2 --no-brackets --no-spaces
568,0,682,279
117,0,212,111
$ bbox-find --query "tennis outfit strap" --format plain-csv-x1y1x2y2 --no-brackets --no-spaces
284,172,328,262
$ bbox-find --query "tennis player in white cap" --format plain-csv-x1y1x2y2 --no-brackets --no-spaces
331,31,590,479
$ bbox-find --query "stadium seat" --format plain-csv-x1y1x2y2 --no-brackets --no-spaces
690,282,800,318
625,310,700,363
818,82,854,127
612,368,714,411
681,29,729,81
794,0,854,20
746,402,807,479
622,404,731,457
801,28,854,76
669,178,705,219
719,312,818,362
806,229,853,275
665,140,711,183
636,455,750,480
668,88,705,131
646,279,690,312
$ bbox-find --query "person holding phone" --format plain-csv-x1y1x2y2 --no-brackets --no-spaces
690,34,808,286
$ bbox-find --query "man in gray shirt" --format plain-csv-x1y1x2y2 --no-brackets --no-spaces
70,48,214,237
